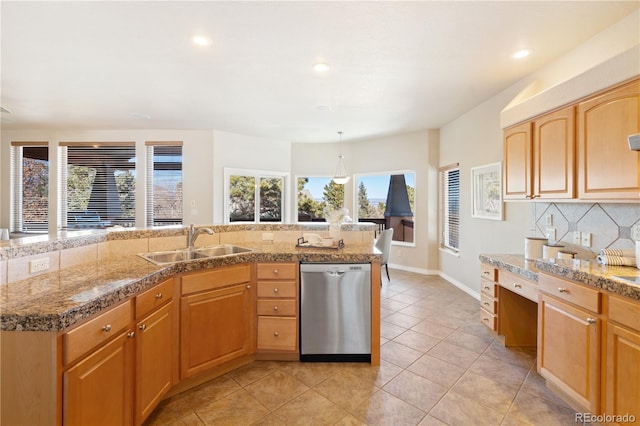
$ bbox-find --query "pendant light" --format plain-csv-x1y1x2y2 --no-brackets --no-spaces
332,131,350,185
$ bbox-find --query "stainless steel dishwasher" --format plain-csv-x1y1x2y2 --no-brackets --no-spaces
300,263,371,362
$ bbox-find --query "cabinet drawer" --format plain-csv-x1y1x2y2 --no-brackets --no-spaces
499,271,538,302
257,300,296,316
257,317,297,351
538,273,601,313
480,309,497,332
480,264,497,282
480,293,497,315
257,263,297,280
135,278,174,320
257,281,297,299
480,278,498,298
609,295,640,331
181,264,251,295
64,300,133,365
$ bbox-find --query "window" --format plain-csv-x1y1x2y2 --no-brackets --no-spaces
296,177,345,222
355,172,415,243
10,142,49,233
59,142,136,229
146,142,183,226
225,168,287,224
440,164,460,253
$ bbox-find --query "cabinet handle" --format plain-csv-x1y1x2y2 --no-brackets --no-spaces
246,285,251,289
274,288,279,293
273,306,279,311
586,317,596,324
483,302,490,306
127,332,135,338
558,287,567,293
155,293,163,299
102,324,112,332
483,271,490,276
513,283,522,288
483,317,489,322
483,286,491,290
273,269,279,275
274,331,279,337
139,324,147,331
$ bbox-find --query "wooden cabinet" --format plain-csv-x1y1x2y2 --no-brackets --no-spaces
256,262,299,354
605,295,640,423
497,270,538,347
533,106,575,199
503,122,532,199
63,301,135,426
134,278,175,426
503,106,575,200
577,78,640,200
180,264,254,378
479,263,498,333
538,273,601,414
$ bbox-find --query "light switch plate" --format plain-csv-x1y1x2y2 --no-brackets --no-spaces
581,232,592,247
30,257,50,273
573,231,582,244
546,227,556,241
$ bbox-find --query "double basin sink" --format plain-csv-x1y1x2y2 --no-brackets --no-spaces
139,244,253,265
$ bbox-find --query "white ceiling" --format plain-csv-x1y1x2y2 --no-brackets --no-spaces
1,1,638,143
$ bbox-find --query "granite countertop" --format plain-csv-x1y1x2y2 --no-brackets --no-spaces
479,253,640,302
1,241,381,332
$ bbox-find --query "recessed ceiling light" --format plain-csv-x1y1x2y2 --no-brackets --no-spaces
131,112,151,120
192,35,212,46
512,49,532,59
313,62,330,73
316,105,333,112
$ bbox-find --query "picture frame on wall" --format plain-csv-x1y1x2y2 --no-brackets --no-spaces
471,162,503,221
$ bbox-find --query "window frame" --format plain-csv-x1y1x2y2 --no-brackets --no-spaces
354,170,416,247
145,141,183,227
10,141,50,234
439,163,460,255
223,167,289,224
294,175,346,224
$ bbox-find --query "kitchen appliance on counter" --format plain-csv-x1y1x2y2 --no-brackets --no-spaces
300,263,371,362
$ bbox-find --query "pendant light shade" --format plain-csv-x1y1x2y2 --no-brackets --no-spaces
332,131,350,185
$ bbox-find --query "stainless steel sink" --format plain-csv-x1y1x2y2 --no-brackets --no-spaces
138,245,253,265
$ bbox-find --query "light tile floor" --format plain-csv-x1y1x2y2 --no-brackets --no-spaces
145,269,584,426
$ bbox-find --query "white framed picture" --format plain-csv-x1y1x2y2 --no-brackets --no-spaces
471,162,503,221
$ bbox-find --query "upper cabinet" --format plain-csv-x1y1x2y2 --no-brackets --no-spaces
504,77,639,201
503,106,575,200
577,78,640,200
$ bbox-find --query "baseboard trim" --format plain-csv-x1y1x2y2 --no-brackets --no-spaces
387,264,481,301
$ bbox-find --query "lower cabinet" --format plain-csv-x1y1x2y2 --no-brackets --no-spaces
63,329,135,426
180,264,255,378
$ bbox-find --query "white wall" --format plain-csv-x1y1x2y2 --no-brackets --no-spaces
292,129,439,273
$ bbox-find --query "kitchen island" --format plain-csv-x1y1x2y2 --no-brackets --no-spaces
0,225,381,426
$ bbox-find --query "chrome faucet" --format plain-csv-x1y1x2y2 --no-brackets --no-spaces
187,224,215,249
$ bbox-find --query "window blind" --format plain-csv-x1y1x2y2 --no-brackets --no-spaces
145,141,183,227
10,141,49,233
59,142,136,229
440,163,460,252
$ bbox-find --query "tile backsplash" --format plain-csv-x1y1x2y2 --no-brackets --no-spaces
531,202,640,259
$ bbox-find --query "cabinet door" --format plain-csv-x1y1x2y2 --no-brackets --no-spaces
534,106,575,199
577,78,640,199
135,301,174,426
606,323,640,422
180,283,254,378
63,331,134,426
503,122,533,199
538,293,600,413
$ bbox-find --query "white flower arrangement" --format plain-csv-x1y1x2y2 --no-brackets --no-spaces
325,207,352,224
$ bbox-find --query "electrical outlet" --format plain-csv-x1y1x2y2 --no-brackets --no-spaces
581,232,592,247
632,224,640,241
573,231,582,244
262,232,274,241
29,257,50,274
546,214,553,226
546,227,556,241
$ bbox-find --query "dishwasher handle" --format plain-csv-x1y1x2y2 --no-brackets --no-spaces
326,271,346,277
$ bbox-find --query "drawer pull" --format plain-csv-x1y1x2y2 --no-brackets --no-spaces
273,269,279,275
483,317,489,322
273,306,279,311
483,271,490,275
246,285,251,289
513,283,522,288
274,331,279,337
274,288,279,294
586,317,596,324
102,324,112,332
139,324,147,331
558,287,567,293
155,293,163,300
483,286,490,290
483,302,490,306
127,332,135,339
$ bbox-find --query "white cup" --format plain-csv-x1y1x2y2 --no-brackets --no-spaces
543,244,564,259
